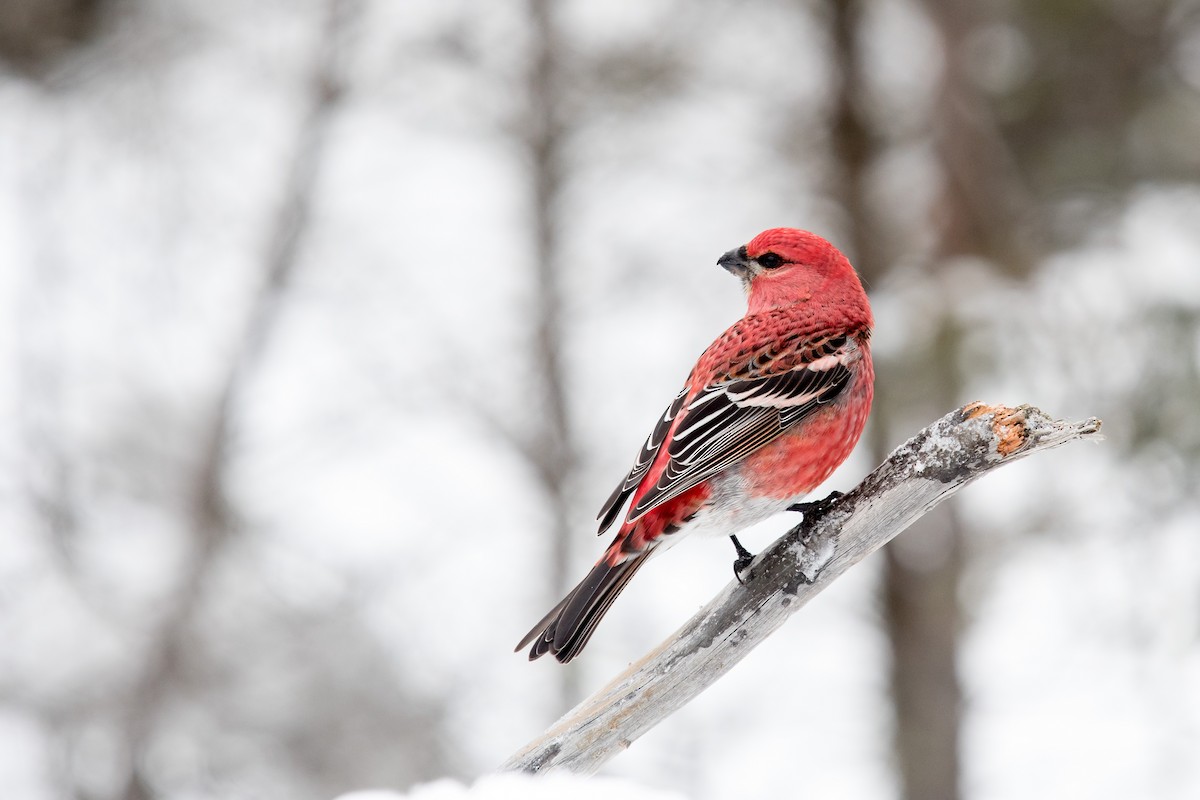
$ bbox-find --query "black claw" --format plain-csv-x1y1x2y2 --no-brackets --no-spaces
788,490,844,517
730,535,755,583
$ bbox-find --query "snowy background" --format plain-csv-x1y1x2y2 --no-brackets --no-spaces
1,1,1199,799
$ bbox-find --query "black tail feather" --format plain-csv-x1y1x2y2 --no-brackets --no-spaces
516,553,650,663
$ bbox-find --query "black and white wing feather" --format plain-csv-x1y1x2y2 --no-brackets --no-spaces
596,387,687,533
597,333,860,532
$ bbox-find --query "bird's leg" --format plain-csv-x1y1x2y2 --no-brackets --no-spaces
788,490,844,519
730,535,755,583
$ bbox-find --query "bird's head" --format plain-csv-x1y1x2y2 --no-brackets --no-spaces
718,228,869,316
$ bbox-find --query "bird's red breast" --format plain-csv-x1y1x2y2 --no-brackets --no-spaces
604,299,873,564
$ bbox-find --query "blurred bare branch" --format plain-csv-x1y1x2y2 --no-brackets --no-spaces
113,2,361,798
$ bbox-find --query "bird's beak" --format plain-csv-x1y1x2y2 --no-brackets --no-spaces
718,246,753,280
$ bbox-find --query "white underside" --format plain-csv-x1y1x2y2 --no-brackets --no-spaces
645,469,810,557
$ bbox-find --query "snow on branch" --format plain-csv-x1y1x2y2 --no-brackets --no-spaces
502,403,1103,776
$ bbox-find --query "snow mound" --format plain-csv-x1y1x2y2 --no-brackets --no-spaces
335,773,688,800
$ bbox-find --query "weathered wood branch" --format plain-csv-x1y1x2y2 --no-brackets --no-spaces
502,402,1102,775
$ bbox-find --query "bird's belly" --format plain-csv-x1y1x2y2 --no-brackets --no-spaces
672,481,783,540
741,391,872,500
647,377,872,549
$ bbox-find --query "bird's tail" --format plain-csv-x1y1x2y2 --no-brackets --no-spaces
516,550,651,663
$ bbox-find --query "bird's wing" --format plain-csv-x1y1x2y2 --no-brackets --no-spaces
596,387,688,533
597,330,861,533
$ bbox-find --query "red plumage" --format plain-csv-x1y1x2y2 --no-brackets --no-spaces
518,228,874,662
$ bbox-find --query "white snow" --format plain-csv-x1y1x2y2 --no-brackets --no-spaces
335,773,688,800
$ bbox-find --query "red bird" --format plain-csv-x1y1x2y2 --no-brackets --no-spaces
517,228,874,663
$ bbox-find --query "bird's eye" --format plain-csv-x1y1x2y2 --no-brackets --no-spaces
757,252,784,269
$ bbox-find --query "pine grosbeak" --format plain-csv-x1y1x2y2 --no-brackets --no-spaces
518,228,874,663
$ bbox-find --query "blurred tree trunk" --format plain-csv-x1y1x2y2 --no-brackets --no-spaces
0,0,102,74
523,0,582,708
830,0,1198,795
828,1,966,798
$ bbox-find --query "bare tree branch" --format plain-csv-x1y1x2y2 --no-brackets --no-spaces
114,3,361,799
502,403,1102,775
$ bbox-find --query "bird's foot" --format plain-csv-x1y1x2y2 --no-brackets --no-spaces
787,490,844,520
730,535,755,584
